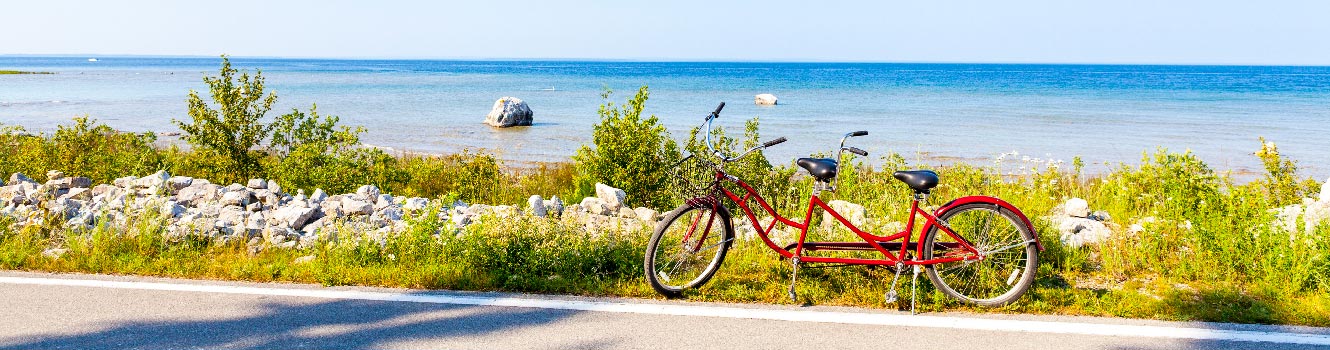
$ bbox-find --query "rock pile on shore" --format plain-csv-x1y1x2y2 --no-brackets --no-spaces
0,171,662,250
1050,198,1114,248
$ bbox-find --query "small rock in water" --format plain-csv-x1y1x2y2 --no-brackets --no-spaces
754,93,778,105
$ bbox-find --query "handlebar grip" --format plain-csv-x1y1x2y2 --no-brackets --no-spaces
850,130,868,137
762,137,787,148
713,102,726,116
846,146,868,156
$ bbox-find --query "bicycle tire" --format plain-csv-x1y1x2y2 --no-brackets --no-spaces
644,202,735,298
922,202,1038,307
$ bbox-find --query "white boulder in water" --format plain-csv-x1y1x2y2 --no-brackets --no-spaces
754,93,778,105
484,97,534,127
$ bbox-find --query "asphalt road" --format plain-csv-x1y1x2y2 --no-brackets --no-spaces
1,271,1327,350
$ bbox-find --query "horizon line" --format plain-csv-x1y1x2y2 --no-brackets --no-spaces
3,53,1328,68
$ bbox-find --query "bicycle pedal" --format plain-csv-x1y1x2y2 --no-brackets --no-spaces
884,291,898,303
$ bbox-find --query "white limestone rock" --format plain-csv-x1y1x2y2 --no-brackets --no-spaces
167,176,194,192
579,197,613,216
273,206,320,230
403,197,430,213
356,185,380,201
310,189,328,203
134,170,170,189
544,196,564,217
341,197,374,216
1064,198,1089,218
595,183,626,211
484,97,534,127
7,173,36,186
822,200,867,228
634,207,658,223
1059,217,1111,248
754,93,778,105
528,195,547,217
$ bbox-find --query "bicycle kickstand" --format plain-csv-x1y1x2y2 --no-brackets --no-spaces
787,257,800,303
910,265,921,315
884,262,904,303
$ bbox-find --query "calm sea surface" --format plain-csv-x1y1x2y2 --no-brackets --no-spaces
2,57,1328,178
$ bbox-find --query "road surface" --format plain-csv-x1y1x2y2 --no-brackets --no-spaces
1,271,1327,349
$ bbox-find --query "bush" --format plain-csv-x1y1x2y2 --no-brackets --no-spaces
0,118,162,183
572,87,680,208
174,55,277,183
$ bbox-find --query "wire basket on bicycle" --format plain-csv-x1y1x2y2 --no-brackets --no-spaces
665,154,719,202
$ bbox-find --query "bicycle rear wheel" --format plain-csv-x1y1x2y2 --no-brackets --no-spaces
923,203,1038,306
644,202,734,298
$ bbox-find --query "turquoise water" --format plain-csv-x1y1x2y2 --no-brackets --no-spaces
2,56,1328,177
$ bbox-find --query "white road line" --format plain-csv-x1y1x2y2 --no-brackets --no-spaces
2,276,1328,346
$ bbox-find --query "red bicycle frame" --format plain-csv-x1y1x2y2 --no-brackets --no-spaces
691,171,1041,267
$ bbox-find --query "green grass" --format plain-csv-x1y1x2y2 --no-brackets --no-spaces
0,70,54,74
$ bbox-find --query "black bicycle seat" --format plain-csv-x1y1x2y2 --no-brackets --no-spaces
892,170,939,193
797,158,838,182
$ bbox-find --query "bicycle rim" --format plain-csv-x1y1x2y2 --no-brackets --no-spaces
924,204,1037,306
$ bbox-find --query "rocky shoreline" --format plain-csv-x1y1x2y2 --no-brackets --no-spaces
0,170,664,256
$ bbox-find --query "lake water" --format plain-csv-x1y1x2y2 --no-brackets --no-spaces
2,56,1328,178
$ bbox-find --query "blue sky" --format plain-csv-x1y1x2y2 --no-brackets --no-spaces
4,0,1328,65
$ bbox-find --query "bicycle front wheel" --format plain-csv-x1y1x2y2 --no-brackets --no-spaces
644,202,734,298
923,203,1038,306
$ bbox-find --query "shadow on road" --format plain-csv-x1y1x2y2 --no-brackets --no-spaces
0,292,600,349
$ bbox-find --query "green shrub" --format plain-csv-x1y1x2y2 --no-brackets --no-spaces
572,87,680,208
0,118,162,183
174,55,277,183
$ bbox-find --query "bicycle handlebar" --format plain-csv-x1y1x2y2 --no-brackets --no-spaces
845,146,868,156
850,130,868,137
700,102,784,164
706,102,725,121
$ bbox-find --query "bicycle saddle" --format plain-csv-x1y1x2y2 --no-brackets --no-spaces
797,158,838,182
892,170,939,193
